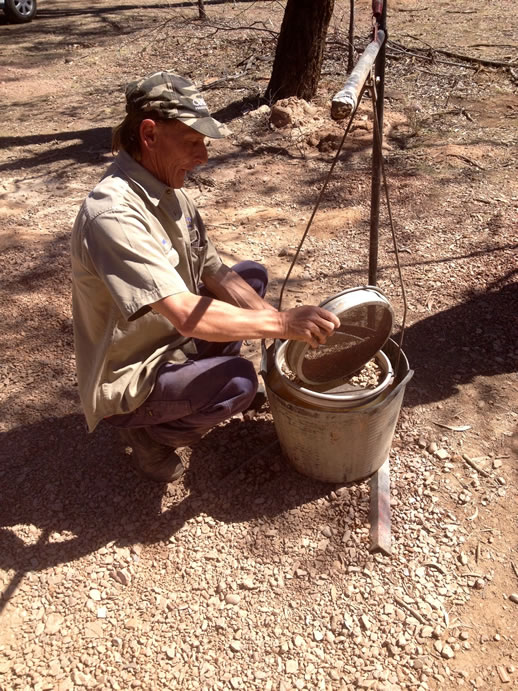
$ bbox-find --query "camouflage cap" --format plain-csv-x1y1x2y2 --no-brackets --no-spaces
125,71,230,139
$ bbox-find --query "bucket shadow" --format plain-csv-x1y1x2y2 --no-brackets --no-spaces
396,280,518,407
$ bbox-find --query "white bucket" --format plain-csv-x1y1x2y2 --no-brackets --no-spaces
262,339,413,483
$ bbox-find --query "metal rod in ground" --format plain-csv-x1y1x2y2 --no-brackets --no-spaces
331,29,385,122
368,1,388,287
369,457,391,556
348,0,355,73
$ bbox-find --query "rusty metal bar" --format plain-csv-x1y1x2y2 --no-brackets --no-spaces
369,457,391,555
348,0,355,73
331,29,385,122
368,0,387,286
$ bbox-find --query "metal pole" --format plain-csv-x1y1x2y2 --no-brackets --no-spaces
368,0,387,287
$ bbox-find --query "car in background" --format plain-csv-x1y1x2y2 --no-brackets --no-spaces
1,0,37,23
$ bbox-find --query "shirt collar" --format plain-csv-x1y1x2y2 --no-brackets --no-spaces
114,150,171,207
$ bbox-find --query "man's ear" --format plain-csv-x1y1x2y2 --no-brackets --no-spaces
139,118,159,152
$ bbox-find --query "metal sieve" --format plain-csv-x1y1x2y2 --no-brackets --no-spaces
274,339,394,410
285,286,394,388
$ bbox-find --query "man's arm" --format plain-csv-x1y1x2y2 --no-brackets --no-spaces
151,291,339,348
201,264,276,312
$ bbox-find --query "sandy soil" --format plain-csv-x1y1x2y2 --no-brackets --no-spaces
1,1,517,689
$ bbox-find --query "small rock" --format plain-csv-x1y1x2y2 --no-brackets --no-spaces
293,635,305,648
420,626,434,638
360,615,371,631
509,594,518,604
270,105,292,129
285,659,298,674
230,678,242,690
111,568,131,586
435,448,450,460
229,640,241,653
89,589,101,601
313,630,324,641
97,607,107,619
84,621,104,638
427,441,438,454
165,648,175,660
225,593,241,605
45,613,63,635
441,644,455,659
497,666,511,683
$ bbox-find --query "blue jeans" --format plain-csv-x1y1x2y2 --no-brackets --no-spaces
106,261,267,447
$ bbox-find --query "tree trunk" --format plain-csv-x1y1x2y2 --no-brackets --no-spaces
198,0,207,20
265,0,335,103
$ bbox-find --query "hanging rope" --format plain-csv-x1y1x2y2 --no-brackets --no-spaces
278,90,366,312
369,77,408,373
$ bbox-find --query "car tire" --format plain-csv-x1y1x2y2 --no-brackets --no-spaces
4,0,37,23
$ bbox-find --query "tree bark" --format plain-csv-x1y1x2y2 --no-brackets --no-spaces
265,0,335,103
198,0,207,20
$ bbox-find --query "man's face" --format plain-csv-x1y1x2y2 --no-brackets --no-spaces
142,119,209,189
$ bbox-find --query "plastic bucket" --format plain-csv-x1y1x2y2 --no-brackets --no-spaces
262,339,413,483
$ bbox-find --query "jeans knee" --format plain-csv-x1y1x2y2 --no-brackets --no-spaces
232,261,268,298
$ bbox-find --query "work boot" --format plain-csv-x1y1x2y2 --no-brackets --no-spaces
119,427,185,483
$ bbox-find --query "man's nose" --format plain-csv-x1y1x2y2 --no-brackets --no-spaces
196,140,208,164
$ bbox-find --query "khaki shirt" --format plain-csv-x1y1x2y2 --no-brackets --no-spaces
71,151,222,431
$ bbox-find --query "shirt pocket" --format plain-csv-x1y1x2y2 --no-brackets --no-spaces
166,246,180,268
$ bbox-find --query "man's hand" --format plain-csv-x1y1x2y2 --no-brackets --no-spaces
280,306,340,348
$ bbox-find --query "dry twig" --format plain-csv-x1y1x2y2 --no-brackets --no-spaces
393,596,428,624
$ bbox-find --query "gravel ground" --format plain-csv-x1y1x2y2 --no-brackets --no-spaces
1,1,517,689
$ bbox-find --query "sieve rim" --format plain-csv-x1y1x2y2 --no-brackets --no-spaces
286,285,394,387
274,339,394,409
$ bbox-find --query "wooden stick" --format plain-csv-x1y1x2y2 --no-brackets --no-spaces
331,30,386,121
462,454,491,477
394,596,427,624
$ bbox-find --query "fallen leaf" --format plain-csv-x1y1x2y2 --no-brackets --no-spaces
433,422,471,432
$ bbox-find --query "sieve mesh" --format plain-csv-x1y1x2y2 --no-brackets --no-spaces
286,291,393,387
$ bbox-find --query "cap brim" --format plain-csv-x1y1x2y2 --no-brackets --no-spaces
177,115,231,139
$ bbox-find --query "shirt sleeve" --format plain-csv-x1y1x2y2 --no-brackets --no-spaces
82,207,189,320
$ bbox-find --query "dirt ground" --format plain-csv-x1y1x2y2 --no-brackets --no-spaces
1,1,517,689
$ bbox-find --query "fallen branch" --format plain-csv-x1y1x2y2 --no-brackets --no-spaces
395,5,428,11
462,454,491,477
200,70,250,91
423,562,448,576
446,153,485,170
388,38,518,69
386,43,476,70
394,596,428,624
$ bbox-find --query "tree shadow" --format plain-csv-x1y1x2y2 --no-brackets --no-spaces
0,127,112,174
0,412,331,610
397,275,518,408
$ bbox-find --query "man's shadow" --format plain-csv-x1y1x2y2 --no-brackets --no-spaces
0,413,332,608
